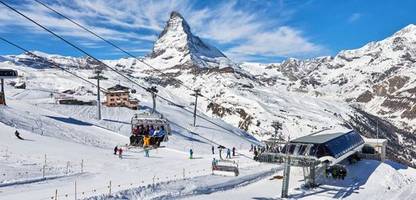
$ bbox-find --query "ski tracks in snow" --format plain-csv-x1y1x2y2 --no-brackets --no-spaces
87,167,280,200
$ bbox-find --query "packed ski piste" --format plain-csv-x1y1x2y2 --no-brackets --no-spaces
1,1,416,200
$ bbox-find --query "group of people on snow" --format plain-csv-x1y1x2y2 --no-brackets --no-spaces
114,144,149,158
114,146,123,159
264,144,282,153
212,145,237,160
325,165,347,180
250,144,264,161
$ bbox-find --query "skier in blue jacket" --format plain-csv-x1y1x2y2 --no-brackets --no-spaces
189,148,193,159
226,148,231,159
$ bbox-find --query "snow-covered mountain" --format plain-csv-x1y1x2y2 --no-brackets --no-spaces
238,25,416,166
239,25,416,166
147,11,239,73
1,13,416,167
257,24,416,122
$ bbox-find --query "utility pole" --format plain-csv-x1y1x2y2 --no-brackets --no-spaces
88,69,107,120
0,78,5,105
147,86,158,114
271,121,283,146
190,89,202,127
0,69,18,105
376,120,380,154
281,135,291,198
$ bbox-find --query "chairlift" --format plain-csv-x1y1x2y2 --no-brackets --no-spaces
129,112,172,148
212,159,239,176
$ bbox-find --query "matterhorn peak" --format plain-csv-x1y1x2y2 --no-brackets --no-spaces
150,11,227,67
159,11,192,39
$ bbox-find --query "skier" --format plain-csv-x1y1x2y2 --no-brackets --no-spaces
211,145,215,155
114,146,118,155
212,158,217,169
340,168,345,180
340,167,347,180
144,125,150,137
143,134,151,147
133,126,139,135
226,148,231,159
232,147,236,156
332,168,338,179
189,148,193,159
144,147,150,157
219,148,223,160
138,124,145,135
118,147,123,159
324,167,329,178
15,130,24,140
149,125,155,136
155,126,166,147
153,127,160,137
254,149,258,161
129,135,135,145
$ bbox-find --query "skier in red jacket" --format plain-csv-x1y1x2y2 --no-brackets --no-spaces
118,148,123,159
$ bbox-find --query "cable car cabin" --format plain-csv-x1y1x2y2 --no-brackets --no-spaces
212,159,239,176
130,112,171,148
0,69,18,79
282,129,365,166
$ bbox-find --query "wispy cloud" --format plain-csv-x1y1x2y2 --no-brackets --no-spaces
348,13,362,23
0,0,325,62
226,26,325,61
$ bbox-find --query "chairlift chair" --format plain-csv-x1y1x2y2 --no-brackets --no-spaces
129,112,171,148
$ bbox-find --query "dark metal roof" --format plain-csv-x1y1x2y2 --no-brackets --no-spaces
107,84,129,91
0,69,18,78
291,130,353,144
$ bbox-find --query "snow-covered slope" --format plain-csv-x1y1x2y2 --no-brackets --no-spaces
1,11,416,200
0,117,268,200
1,14,416,167
0,64,266,199
185,160,416,200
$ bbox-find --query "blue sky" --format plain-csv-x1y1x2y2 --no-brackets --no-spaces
0,0,415,63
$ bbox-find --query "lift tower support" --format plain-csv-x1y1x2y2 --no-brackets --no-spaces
89,70,107,120
190,89,202,127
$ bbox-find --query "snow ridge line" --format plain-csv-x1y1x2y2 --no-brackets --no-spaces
0,172,84,188
171,168,281,199
86,167,280,200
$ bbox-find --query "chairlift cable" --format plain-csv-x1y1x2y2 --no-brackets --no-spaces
0,0,257,146
33,0,254,129
35,0,276,141
34,0,192,91
0,37,107,94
